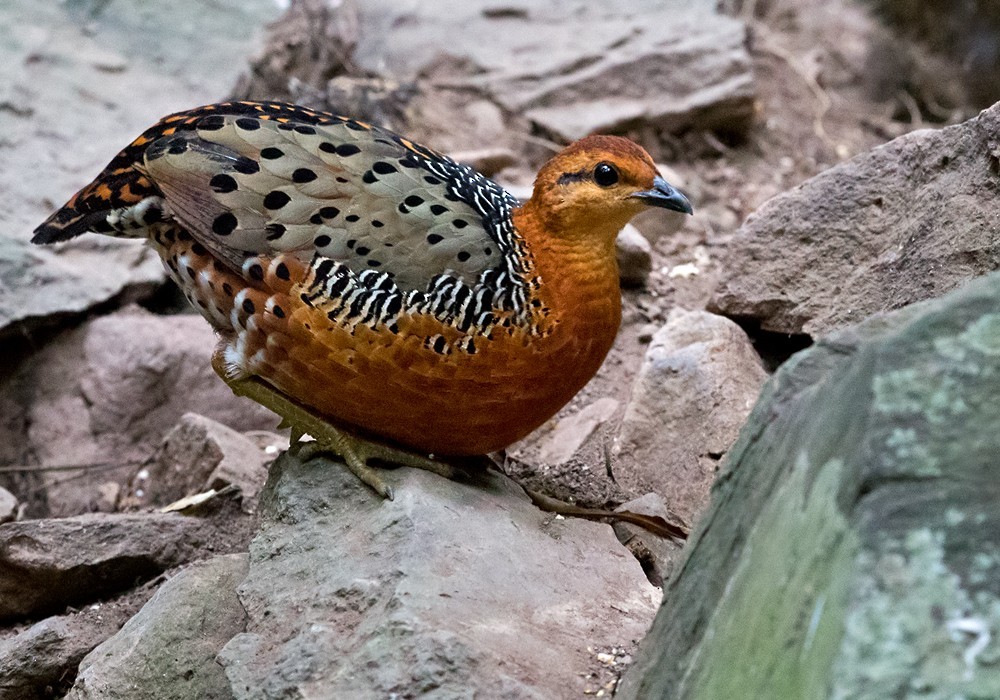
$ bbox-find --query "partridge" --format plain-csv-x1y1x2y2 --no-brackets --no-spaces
33,101,692,497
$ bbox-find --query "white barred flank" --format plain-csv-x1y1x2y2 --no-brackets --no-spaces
299,247,546,353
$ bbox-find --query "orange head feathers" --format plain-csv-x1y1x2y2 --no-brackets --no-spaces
521,135,692,242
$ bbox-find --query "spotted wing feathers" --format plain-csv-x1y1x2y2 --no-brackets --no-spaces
33,102,519,292
141,109,512,292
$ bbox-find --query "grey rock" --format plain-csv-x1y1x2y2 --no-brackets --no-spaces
218,454,658,699
0,0,275,230
0,235,165,341
0,512,213,621
614,309,767,524
351,0,754,141
535,397,620,466
619,271,1000,698
127,413,273,512
613,493,686,589
1,307,280,517
516,13,754,142
0,607,139,700
68,554,249,700
450,147,520,177
0,488,16,524
616,224,654,288
710,101,1000,336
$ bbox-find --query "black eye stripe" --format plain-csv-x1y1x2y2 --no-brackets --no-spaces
556,163,621,187
556,169,589,186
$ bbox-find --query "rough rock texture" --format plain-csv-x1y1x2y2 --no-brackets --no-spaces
619,272,1000,699
68,554,249,700
0,488,16,524
711,101,1000,336
614,309,767,523
613,492,686,588
126,413,274,512
0,512,215,622
350,0,754,141
534,397,620,467
0,236,165,341
1,307,280,517
0,606,139,700
1,0,280,335
617,224,654,288
218,454,658,698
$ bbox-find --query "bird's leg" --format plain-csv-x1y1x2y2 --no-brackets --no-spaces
211,353,456,500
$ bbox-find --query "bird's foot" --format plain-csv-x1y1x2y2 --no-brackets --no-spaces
289,429,457,500
212,353,455,500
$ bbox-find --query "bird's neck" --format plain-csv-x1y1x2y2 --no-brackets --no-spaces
512,203,623,349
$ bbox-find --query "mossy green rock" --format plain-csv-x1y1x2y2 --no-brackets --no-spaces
618,272,1000,699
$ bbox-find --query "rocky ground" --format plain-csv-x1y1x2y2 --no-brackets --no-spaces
1,0,998,697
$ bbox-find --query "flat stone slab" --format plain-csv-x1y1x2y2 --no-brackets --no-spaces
351,0,754,140
0,235,164,340
0,512,214,622
219,454,659,698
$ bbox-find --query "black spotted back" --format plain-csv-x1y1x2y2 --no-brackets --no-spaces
35,101,523,295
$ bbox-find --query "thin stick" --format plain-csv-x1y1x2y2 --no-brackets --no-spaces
0,461,140,474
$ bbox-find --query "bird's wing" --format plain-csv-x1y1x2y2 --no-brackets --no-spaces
139,106,520,292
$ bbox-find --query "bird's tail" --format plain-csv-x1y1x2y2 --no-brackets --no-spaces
32,140,162,244
32,192,120,244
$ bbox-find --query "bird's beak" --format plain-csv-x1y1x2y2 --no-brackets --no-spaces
631,176,693,214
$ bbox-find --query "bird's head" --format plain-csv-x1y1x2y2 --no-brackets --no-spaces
523,135,692,245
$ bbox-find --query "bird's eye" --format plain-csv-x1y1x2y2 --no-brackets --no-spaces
593,162,619,187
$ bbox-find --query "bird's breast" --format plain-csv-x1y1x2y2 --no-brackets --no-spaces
150,219,621,456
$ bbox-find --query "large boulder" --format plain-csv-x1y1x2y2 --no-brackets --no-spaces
619,271,1000,698
47,453,661,697
710,101,1000,336
613,309,767,524
218,455,659,698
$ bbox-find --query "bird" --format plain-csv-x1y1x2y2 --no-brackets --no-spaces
32,100,692,498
